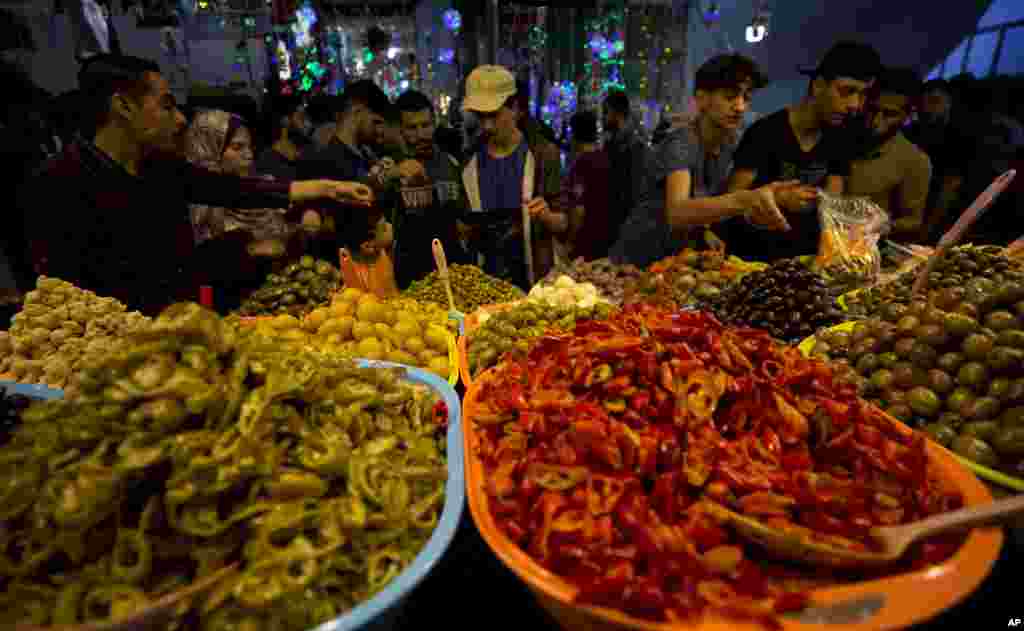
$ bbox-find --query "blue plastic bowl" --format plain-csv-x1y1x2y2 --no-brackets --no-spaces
311,360,465,631
0,380,64,400
0,362,463,631
449,312,466,338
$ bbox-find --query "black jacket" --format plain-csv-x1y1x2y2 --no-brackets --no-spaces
606,123,650,246
22,139,294,314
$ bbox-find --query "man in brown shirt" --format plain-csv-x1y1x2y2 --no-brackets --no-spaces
847,67,932,242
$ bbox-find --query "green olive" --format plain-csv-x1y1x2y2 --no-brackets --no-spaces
960,420,1000,442
993,427,1024,457
923,423,957,447
952,435,1000,468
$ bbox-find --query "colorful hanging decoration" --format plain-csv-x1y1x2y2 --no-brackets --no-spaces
267,0,330,95
442,8,461,33
528,25,548,49
438,48,455,64
702,2,721,26
699,0,732,55
581,9,626,106
374,63,404,99
540,80,578,137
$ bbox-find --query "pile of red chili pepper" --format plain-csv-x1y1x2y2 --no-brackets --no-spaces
471,304,964,627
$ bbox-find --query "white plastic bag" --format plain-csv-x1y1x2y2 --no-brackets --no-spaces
814,193,889,294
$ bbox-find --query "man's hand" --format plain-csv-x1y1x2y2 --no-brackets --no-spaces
526,197,569,234
773,181,819,212
301,209,322,232
525,197,551,218
247,239,286,258
398,159,427,181
370,158,399,187
289,180,374,206
740,183,792,231
376,219,394,249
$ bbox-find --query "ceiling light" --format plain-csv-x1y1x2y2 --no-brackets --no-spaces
746,23,766,43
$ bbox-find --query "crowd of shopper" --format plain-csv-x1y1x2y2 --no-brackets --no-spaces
2,40,1022,315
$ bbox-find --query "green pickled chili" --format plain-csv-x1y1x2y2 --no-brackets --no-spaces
115,433,167,472
81,584,148,622
53,580,88,624
110,529,153,584
0,303,448,629
0,456,42,521
265,469,328,500
297,438,351,477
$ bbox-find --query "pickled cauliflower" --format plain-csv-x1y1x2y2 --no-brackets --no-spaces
527,275,609,309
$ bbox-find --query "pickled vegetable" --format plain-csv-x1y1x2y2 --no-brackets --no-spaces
467,301,614,377
237,258,340,317
405,264,524,314
0,303,449,628
812,273,1024,476
536,258,643,305
708,258,842,342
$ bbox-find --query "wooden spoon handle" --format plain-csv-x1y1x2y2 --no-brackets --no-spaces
432,238,449,279
432,239,456,312
891,493,1024,544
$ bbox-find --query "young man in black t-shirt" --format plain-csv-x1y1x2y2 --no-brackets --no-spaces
725,41,882,261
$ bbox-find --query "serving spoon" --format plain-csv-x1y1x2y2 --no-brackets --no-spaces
15,563,239,631
702,493,1024,568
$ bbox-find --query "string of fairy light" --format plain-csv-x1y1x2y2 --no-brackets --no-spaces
187,1,740,131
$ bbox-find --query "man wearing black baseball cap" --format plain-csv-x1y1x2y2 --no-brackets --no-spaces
724,40,882,262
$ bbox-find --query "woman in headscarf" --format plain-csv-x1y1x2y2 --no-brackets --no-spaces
184,109,298,311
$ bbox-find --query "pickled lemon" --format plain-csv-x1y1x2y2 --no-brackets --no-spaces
393,319,421,340
319,317,354,339
304,308,329,332
423,326,448,352
428,356,451,378
388,350,418,365
404,336,426,355
339,287,364,304
356,337,384,358
352,321,375,341
374,323,396,343
329,301,354,318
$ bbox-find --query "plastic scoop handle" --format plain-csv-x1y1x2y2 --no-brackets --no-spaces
912,169,1016,295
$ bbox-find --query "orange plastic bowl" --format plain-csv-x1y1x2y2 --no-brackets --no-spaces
457,336,473,389
463,370,1003,631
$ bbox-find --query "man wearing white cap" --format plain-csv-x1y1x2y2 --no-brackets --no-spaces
459,65,566,289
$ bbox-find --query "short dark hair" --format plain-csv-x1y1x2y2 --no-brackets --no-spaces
604,89,630,116
695,54,768,93
338,79,391,118
366,26,391,52
266,95,303,134
396,90,434,116
512,78,530,112
570,111,599,143
306,94,336,125
337,206,383,253
922,79,951,96
806,40,882,83
875,66,922,101
77,54,161,132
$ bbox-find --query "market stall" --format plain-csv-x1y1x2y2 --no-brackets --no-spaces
3,169,1024,630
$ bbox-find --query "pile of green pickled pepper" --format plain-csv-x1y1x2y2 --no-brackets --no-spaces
0,303,448,630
